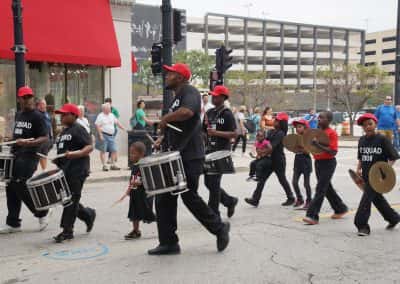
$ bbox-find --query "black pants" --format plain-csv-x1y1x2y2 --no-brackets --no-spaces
155,159,224,245
354,183,400,231
204,174,237,219
251,157,294,202
6,156,48,227
249,156,271,178
292,154,312,202
60,175,93,232
306,159,348,220
232,134,247,153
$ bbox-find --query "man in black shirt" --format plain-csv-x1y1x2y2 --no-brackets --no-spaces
0,86,49,234
203,85,238,219
52,103,96,243
149,63,230,255
354,113,400,236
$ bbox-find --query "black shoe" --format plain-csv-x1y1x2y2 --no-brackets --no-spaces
244,198,259,207
86,208,96,233
386,219,400,230
54,231,74,243
217,222,230,252
125,230,141,240
357,227,370,236
148,244,181,255
281,198,295,206
227,198,239,218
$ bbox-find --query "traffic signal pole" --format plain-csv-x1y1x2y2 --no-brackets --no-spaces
161,0,173,115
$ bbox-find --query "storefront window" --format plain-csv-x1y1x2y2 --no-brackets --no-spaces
0,61,17,140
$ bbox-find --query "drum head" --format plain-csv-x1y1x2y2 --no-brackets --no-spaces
206,151,232,161
139,151,181,166
28,169,62,183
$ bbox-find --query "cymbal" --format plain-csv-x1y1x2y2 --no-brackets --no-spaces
369,162,396,194
303,129,329,155
348,169,365,191
283,134,301,153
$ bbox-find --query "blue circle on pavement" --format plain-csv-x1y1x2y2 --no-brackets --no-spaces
42,244,109,261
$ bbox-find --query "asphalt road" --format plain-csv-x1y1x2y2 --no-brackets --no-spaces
1,149,400,284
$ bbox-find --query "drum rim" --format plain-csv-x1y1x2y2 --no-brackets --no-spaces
0,154,14,159
205,150,232,161
145,184,187,196
27,169,65,186
139,151,182,166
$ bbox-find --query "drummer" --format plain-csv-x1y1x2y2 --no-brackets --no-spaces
150,63,230,255
203,85,239,219
52,103,96,243
354,113,400,236
0,86,50,234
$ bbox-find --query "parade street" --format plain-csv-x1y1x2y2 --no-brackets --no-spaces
1,148,400,284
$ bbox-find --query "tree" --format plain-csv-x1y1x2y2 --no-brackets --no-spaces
318,64,391,136
173,50,214,87
133,59,162,97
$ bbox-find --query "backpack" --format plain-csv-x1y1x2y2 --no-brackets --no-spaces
244,118,256,134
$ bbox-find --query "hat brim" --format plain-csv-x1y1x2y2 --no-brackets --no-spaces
293,121,308,127
209,91,228,97
162,65,175,73
17,93,34,97
357,117,377,126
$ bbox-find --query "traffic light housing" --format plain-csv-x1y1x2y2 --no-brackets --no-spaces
216,45,233,75
151,43,163,75
173,9,186,44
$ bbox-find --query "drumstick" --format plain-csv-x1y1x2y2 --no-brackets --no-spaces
36,152,68,161
167,123,183,133
145,134,155,144
0,138,34,146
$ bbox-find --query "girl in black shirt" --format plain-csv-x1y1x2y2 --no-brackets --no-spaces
245,112,295,207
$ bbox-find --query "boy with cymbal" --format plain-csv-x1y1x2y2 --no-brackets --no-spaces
354,113,400,236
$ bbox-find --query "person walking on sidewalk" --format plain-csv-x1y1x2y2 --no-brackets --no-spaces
303,111,348,225
232,105,248,156
203,85,239,219
375,96,397,143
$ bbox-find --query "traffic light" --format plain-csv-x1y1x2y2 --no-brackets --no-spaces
151,43,163,75
215,45,233,75
173,9,186,44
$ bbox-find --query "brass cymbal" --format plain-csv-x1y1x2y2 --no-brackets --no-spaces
303,129,329,155
283,134,301,153
369,162,396,194
348,169,365,191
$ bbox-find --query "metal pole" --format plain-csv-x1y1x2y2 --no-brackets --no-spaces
395,0,400,104
161,0,173,115
12,0,26,108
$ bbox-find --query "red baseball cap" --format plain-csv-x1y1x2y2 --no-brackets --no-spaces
209,85,230,97
293,119,310,128
163,63,191,81
55,103,80,116
17,86,34,97
275,112,289,121
357,113,378,126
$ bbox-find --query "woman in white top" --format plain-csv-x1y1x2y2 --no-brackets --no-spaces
77,105,91,134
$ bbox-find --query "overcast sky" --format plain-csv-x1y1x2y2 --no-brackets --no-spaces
137,0,398,32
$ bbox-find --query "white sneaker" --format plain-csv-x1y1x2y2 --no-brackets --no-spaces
0,224,22,234
38,216,49,232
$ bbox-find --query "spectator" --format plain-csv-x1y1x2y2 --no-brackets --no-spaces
375,96,397,142
77,105,91,134
105,98,120,163
201,93,214,122
130,100,154,130
260,106,274,132
95,103,125,171
304,108,318,129
232,105,248,156
251,107,261,134
36,99,53,170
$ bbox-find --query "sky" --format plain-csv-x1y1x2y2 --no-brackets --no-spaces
137,0,398,32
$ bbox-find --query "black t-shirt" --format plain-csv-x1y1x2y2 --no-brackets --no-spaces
266,129,285,161
12,109,48,157
164,84,204,161
55,123,92,177
203,106,236,153
358,133,399,180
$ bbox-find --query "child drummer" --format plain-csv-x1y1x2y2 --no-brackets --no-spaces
292,119,312,209
124,142,155,240
53,103,96,243
303,111,348,225
354,113,400,236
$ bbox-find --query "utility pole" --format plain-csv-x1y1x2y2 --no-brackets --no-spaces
395,0,400,104
161,0,173,115
12,0,26,108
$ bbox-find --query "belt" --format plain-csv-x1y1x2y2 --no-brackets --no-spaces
102,132,113,137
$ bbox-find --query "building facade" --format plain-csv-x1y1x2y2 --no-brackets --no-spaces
187,13,365,91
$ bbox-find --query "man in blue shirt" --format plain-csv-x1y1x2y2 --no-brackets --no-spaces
304,109,318,129
374,96,397,143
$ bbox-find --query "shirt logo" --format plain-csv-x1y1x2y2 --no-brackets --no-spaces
360,146,383,162
57,134,73,143
170,99,181,111
217,118,225,125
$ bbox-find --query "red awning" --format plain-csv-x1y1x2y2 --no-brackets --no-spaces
131,52,138,73
0,0,121,67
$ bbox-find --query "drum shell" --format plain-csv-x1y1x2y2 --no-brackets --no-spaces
26,169,72,211
0,153,14,182
204,152,235,175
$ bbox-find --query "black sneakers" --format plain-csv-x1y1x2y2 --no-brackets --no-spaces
125,230,141,240
54,231,74,243
386,219,400,230
86,208,96,233
244,198,259,207
281,199,295,206
357,227,370,236
217,222,230,252
148,244,181,255
227,198,239,218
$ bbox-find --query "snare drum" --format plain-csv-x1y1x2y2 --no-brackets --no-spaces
0,146,14,182
204,150,235,175
139,151,187,196
26,169,72,211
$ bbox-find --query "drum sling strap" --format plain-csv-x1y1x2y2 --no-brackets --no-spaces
205,107,228,153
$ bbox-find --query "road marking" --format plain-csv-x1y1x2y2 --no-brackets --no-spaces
294,203,400,222
42,243,109,261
